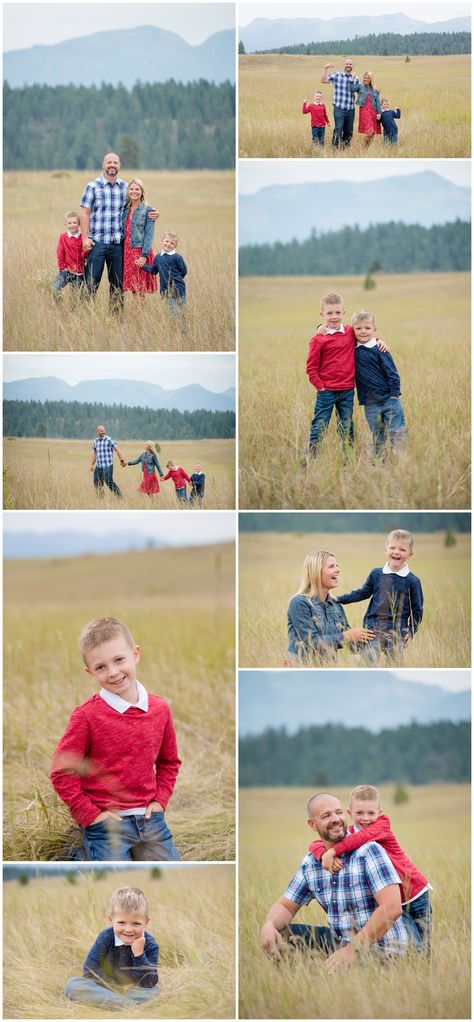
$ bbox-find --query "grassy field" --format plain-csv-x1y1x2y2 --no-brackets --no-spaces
239,531,470,668
239,784,470,1018
3,542,235,861
238,54,471,158
3,437,235,509
239,273,470,510
4,170,235,351
4,864,235,1019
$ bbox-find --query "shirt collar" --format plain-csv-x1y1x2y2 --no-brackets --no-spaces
161,249,176,256
326,324,345,335
100,679,149,714
382,561,410,577
114,933,125,946
67,230,81,238
356,337,378,348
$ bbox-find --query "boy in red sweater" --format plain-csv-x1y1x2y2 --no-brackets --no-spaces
302,91,330,146
52,211,85,301
162,460,192,503
309,784,432,950
51,617,181,861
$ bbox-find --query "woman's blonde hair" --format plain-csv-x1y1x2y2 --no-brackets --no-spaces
363,70,375,86
126,177,146,207
295,550,335,599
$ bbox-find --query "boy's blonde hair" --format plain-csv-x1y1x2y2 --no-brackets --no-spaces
78,617,135,662
352,309,376,327
296,550,335,600
109,887,149,918
320,292,343,310
165,459,175,468
162,230,178,243
65,211,80,221
349,784,380,807
386,529,415,553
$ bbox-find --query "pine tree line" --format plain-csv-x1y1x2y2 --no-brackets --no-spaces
4,400,236,440
255,31,470,56
238,512,470,533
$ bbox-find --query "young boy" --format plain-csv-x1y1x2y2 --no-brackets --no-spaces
378,98,401,144
190,463,206,506
50,617,181,861
309,785,432,950
52,211,85,300
336,529,423,664
65,886,159,1009
138,230,187,310
162,460,192,503
352,309,407,456
302,91,330,146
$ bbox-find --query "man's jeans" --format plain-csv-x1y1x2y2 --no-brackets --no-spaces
93,464,122,497
402,890,432,952
65,976,159,1010
364,397,407,455
287,924,339,955
311,126,325,145
309,388,355,449
85,241,124,312
81,811,181,861
332,106,355,147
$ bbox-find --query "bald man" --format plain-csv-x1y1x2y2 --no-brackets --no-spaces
261,792,410,972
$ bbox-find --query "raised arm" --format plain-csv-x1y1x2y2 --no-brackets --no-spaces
332,815,392,856
320,62,334,84
337,571,375,605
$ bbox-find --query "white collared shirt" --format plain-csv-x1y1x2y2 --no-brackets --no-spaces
326,323,345,335
114,934,125,946
160,248,176,255
67,230,81,238
382,561,409,577
356,337,378,348
99,679,149,714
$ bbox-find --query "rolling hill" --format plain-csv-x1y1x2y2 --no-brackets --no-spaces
240,14,471,51
3,378,236,413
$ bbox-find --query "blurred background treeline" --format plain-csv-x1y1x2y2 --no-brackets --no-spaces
4,401,236,440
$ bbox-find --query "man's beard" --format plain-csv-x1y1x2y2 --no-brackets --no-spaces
319,820,347,843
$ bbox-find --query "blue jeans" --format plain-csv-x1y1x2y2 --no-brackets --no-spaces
311,125,325,145
402,890,432,952
93,464,122,497
81,812,181,862
309,388,355,449
364,398,407,455
360,631,405,666
332,106,355,147
52,269,84,295
287,924,339,955
383,131,398,144
85,241,124,312
65,976,159,1010
176,486,188,503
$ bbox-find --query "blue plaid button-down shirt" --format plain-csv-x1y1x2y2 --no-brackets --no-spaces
81,176,128,244
284,843,409,954
93,435,117,468
328,71,360,111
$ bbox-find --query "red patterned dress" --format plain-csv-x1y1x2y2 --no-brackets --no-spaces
358,92,382,136
122,213,157,294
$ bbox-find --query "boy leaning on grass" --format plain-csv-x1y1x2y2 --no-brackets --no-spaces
50,616,181,861
65,886,159,1010
309,785,432,951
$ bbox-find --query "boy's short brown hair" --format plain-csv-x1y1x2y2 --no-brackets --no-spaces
109,886,149,918
385,529,415,553
78,617,135,662
320,291,343,309
349,784,380,806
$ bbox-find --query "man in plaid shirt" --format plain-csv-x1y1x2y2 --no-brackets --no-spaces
90,424,126,497
261,793,411,972
321,57,359,149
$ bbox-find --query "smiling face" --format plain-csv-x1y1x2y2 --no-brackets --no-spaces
161,234,177,253
65,215,80,234
84,635,140,703
320,301,345,330
382,99,390,111
320,555,340,592
363,72,372,86
343,58,353,74
353,317,375,345
308,794,347,844
102,153,121,180
109,910,148,944
349,798,381,829
385,537,412,572
128,181,144,203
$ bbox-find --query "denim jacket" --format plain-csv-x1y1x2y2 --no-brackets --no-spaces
128,451,164,476
122,203,155,256
351,82,382,114
287,594,349,662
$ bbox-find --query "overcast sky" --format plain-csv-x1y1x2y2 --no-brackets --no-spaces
4,3,235,51
240,668,470,696
239,2,470,26
3,510,236,545
239,159,470,194
3,353,235,391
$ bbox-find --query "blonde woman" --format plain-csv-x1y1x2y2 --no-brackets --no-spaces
351,71,382,146
286,550,375,663
121,178,158,295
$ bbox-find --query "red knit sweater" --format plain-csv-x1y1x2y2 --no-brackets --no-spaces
50,692,181,827
162,467,191,489
302,101,330,127
56,232,85,273
309,814,429,902
306,325,356,391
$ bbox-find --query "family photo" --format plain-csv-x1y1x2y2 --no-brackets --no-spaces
239,512,470,669
238,2,471,157
4,3,235,351
239,160,470,510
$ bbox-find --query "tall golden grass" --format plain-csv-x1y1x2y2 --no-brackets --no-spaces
239,273,470,509
4,170,235,351
4,865,235,1019
4,542,235,860
239,54,471,158
239,784,470,1019
239,531,470,668
3,437,235,510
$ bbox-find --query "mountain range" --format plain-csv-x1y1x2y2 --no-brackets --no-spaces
3,532,168,559
4,378,236,413
240,14,471,51
239,172,470,245
4,26,235,88
239,672,470,734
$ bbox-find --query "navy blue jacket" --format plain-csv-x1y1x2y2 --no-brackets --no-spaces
380,108,400,139
141,252,187,298
337,568,423,638
287,594,350,661
355,345,401,405
190,472,205,496
128,451,164,476
83,927,159,988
